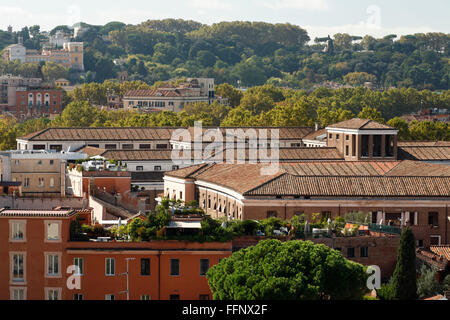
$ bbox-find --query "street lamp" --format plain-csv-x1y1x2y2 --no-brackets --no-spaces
118,257,136,300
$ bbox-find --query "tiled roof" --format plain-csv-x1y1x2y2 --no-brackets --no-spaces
165,163,210,179
430,246,450,261
398,146,450,161
167,160,450,198
124,89,182,98
222,127,314,140
0,209,75,217
79,146,107,157
245,175,450,197
386,160,450,176
175,127,315,142
102,150,173,161
327,118,394,130
207,147,344,162
18,127,182,141
398,141,450,147
189,163,285,194
281,161,400,176
302,129,327,141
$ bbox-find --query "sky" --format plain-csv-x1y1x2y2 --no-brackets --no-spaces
0,0,448,40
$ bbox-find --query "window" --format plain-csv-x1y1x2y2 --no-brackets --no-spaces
105,144,117,149
37,160,42,165
347,247,355,258
346,135,350,141
200,259,209,276
352,135,356,157
156,144,168,149
88,144,99,148
106,258,115,276
106,294,115,300
136,166,144,171
11,221,26,241
11,253,25,282
122,144,134,150
74,258,83,275
170,295,180,300
14,160,19,165
266,211,277,218
38,177,44,187
154,166,162,171
47,254,60,277
49,160,54,165
141,258,150,276
345,145,349,156
417,240,424,248
329,134,333,139
170,259,180,276
24,178,30,188
46,222,60,241
139,144,151,150
179,191,183,200
74,294,83,300
11,288,26,300
430,236,441,246
50,178,55,188
199,295,210,300
141,295,151,300
172,165,179,170
46,288,60,300
336,134,340,140
50,145,62,152
360,247,369,258
428,212,439,227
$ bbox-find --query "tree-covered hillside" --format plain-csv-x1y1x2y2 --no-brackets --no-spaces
1,19,449,89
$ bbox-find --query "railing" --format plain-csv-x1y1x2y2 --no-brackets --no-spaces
368,223,402,235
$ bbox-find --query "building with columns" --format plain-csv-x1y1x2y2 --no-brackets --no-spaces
163,118,450,248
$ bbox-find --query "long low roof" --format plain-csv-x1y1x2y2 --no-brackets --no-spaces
165,161,450,198
18,127,182,142
0,209,76,217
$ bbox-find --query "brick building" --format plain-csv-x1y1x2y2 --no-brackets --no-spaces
0,209,231,300
14,88,63,120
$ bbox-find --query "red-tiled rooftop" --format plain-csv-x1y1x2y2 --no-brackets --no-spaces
18,127,182,141
0,209,76,217
430,246,450,261
398,146,450,161
166,160,450,198
124,89,183,98
327,118,394,130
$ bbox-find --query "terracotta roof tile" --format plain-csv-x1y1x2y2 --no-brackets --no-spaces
18,127,182,141
398,146,450,161
327,118,394,130
208,147,344,162
246,175,450,197
79,146,107,157
430,246,450,261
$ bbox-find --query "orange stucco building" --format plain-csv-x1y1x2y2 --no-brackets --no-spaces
0,209,231,300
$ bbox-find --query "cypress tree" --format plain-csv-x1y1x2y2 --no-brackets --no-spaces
391,227,417,300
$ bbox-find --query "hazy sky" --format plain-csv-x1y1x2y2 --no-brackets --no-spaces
0,0,448,40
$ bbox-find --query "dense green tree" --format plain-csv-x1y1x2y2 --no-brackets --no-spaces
391,227,417,300
207,239,367,300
